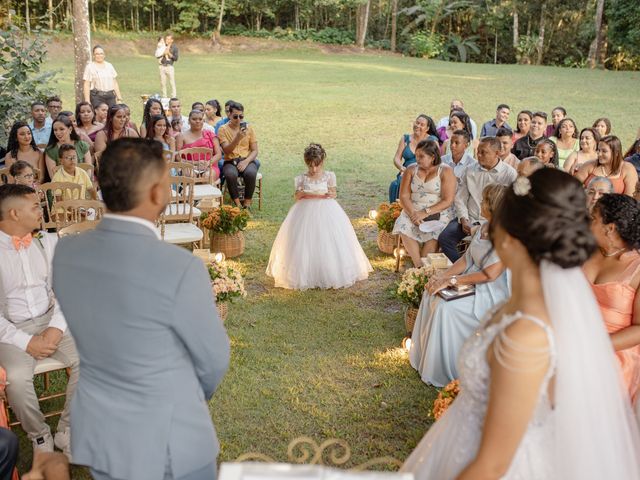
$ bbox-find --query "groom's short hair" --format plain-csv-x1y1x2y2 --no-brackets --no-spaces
98,138,165,213
0,184,36,221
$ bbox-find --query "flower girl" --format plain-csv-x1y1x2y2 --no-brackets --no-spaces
266,143,372,289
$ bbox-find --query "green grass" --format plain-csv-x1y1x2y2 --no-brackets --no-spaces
14,42,639,475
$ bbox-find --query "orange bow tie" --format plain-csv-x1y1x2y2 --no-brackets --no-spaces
11,234,33,251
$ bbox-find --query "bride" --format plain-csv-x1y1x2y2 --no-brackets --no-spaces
402,168,640,479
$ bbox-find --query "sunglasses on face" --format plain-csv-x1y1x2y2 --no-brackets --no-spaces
232,114,244,120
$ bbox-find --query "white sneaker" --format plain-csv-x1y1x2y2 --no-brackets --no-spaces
54,428,72,462
32,432,54,454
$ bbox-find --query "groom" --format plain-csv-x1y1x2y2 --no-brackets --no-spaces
53,138,230,480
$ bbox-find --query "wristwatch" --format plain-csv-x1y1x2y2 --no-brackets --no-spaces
449,276,458,286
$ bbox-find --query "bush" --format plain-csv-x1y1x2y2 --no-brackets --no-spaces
407,32,444,59
310,28,355,45
0,26,58,147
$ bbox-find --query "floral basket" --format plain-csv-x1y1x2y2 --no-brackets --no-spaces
405,306,419,333
395,265,436,309
210,231,245,257
208,260,247,322
432,379,461,420
202,205,249,257
375,202,402,254
377,230,398,255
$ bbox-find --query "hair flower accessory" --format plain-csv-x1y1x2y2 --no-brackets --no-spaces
513,176,532,196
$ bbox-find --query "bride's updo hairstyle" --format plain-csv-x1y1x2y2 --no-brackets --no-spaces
304,143,326,167
593,194,640,250
492,169,596,268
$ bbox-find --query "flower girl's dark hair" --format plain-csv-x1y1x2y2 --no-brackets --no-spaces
304,143,326,166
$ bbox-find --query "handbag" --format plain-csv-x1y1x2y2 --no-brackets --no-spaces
437,284,475,301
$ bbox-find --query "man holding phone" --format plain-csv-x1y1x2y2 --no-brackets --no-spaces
218,102,259,209
155,33,179,98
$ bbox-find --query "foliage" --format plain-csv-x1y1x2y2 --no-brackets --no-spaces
606,0,640,69
375,202,403,233
0,27,58,146
310,27,355,45
222,25,355,45
201,205,250,234
406,32,444,58
432,379,460,420
442,34,479,63
208,260,247,303
396,265,435,308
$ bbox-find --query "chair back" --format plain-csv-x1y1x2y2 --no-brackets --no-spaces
176,148,214,185
52,199,106,229
163,150,176,163
58,221,100,238
167,161,195,177
38,182,84,230
165,176,195,223
0,167,8,185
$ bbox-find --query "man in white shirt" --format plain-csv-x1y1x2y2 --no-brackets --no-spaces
441,130,477,181
438,137,517,261
28,101,52,146
0,184,79,458
437,98,478,140
155,33,179,98
169,97,189,133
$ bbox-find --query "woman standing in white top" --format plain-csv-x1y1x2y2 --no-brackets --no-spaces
83,45,123,108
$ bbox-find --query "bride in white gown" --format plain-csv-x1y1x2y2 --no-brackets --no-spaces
402,169,640,479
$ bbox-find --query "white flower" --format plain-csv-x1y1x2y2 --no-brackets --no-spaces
513,176,532,196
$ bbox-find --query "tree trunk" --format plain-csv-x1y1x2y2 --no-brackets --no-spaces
91,0,96,31
25,0,30,34
494,28,498,63
106,0,110,30
294,3,299,30
72,0,91,104
588,0,605,68
355,0,371,48
512,11,519,48
536,3,546,65
151,3,155,31
48,0,54,30
211,0,225,46
390,0,397,52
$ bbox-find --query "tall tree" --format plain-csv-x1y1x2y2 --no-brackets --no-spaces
588,0,605,68
72,0,91,103
390,0,398,52
356,0,371,48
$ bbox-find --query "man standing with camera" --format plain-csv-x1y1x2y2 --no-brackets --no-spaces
155,33,179,98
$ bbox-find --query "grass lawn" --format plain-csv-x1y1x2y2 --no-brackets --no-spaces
14,40,640,475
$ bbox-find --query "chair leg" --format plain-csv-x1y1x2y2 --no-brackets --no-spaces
395,235,402,273
3,403,11,431
44,372,50,391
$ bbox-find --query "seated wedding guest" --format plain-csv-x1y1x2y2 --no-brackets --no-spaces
512,111,547,160
409,183,509,386
9,161,38,189
512,110,532,142
534,138,559,167
480,104,511,137
496,127,519,168
218,102,259,209
56,111,92,145
585,176,613,211
170,117,182,138
392,140,455,266
190,102,214,132
624,138,640,177
205,99,222,128
4,121,44,182
176,110,222,181
192,101,205,112
45,96,62,122
550,118,579,168
168,97,189,133
0,184,79,459
120,103,139,134
44,116,92,179
575,135,638,196
51,144,97,200
441,130,476,182
139,98,165,138
442,111,476,157
545,105,566,137
517,156,544,177
436,99,478,139
214,100,234,134
439,137,517,262
564,127,600,174
146,115,175,152
94,104,139,162
389,114,439,202
28,101,52,146
585,193,640,403
93,101,109,125
53,138,230,480
75,102,104,143
593,117,612,138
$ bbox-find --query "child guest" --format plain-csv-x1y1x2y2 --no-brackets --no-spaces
52,144,97,200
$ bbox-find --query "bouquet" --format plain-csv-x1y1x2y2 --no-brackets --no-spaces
375,202,403,233
396,265,435,308
201,205,250,234
432,379,461,420
208,260,247,303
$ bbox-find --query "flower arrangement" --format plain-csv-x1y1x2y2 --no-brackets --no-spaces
432,379,461,420
208,260,247,303
396,265,436,308
201,205,250,235
375,202,403,233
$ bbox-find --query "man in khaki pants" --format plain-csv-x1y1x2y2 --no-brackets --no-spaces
155,33,179,98
0,184,79,461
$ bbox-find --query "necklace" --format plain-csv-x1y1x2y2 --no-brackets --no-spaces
600,246,627,257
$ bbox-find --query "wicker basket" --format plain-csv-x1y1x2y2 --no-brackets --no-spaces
405,306,419,333
377,230,398,255
217,302,228,322
210,231,245,258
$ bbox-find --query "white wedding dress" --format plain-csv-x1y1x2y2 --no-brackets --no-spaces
402,262,640,479
266,171,372,290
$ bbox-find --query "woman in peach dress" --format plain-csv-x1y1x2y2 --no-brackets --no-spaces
584,193,640,401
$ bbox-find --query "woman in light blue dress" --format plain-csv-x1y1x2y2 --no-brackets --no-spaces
409,184,510,387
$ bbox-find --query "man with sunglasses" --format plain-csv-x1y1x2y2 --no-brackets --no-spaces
218,102,259,209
